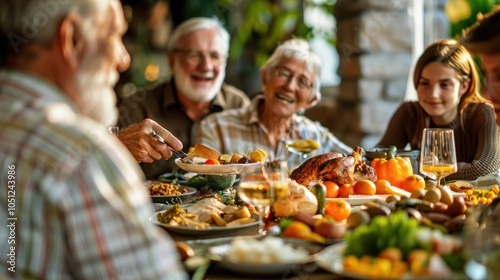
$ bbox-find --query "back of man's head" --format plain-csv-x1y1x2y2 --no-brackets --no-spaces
0,0,97,62
461,6,500,54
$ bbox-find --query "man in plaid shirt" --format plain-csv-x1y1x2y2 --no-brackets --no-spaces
0,0,187,279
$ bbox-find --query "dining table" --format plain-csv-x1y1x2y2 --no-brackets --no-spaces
151,156,497,280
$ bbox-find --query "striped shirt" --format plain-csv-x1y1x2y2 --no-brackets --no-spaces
0,70,187,280
196,95,353,169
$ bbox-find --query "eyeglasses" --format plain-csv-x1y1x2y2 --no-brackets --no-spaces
271,66,313,91
172,49,226,66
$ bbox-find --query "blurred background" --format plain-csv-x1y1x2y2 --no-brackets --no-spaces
117,0,499,149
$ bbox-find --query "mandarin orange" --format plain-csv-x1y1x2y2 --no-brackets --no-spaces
400,175,425,193
324,181,340,198
339,184,354,198
353,180,376,195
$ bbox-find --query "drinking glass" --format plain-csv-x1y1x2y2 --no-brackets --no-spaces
284,132,320,166
419,128,457,187
237,160,289,235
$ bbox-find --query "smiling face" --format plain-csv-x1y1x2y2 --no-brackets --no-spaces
416,61,469,125
261,58,316,118
479,53,500,122
168,28,226,102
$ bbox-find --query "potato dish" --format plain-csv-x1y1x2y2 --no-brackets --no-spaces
157,198,256,229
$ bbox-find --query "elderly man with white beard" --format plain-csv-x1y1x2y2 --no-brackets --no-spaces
117,17,250,180
0,0,187,279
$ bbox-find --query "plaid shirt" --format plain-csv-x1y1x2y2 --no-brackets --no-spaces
196,95,353,169
0,70,187,280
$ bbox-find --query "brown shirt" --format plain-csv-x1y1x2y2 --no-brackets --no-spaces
118,79,250,179
377,101,500,181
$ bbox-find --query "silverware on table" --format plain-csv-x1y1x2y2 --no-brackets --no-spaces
152,131,195,163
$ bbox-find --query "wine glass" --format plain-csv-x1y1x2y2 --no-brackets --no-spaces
284,131,320,167
237,160,289,235
419,128,457,187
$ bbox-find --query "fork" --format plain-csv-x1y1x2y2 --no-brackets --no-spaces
151,131,195,164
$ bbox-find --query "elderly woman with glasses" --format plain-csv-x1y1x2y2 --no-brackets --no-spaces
196,38,352,169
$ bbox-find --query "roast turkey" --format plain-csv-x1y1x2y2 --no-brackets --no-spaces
290,146,376,187
289,152,344,186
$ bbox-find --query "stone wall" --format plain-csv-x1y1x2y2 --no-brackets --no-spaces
325,0,449,150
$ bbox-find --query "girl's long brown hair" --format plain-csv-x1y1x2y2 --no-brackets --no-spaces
413,39,492,114
411,39,492,147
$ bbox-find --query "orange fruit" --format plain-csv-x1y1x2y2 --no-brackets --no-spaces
324,199,352,221
324,181,340,198
282,221,311,238
339,184,353,198
400,175,425,193
353,180,376,195
374,179,393,194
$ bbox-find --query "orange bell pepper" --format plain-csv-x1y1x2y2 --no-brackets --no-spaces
371,146,413,188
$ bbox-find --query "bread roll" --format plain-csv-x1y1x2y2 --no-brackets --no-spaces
272,181,318,217
192,144,219,159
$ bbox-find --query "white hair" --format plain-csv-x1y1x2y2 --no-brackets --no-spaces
167,17,230,54
261,38,322,105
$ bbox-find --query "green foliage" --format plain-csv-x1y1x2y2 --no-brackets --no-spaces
446,0,500,88
449,0,500,38
228,0,334,67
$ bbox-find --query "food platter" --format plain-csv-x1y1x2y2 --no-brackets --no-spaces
175,158,262,175
208,237,321,276
316,242,468,279
149,212,259,236
315,242,363,278
147,184,197,204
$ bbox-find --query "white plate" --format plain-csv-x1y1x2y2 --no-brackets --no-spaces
208,237,320,276
326,195,391,206
315,242,350,275
149,212,259,236
175,158,262,175
316,243,468,279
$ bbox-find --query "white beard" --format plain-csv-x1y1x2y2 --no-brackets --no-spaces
76,47,120,127
172,59,225,102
